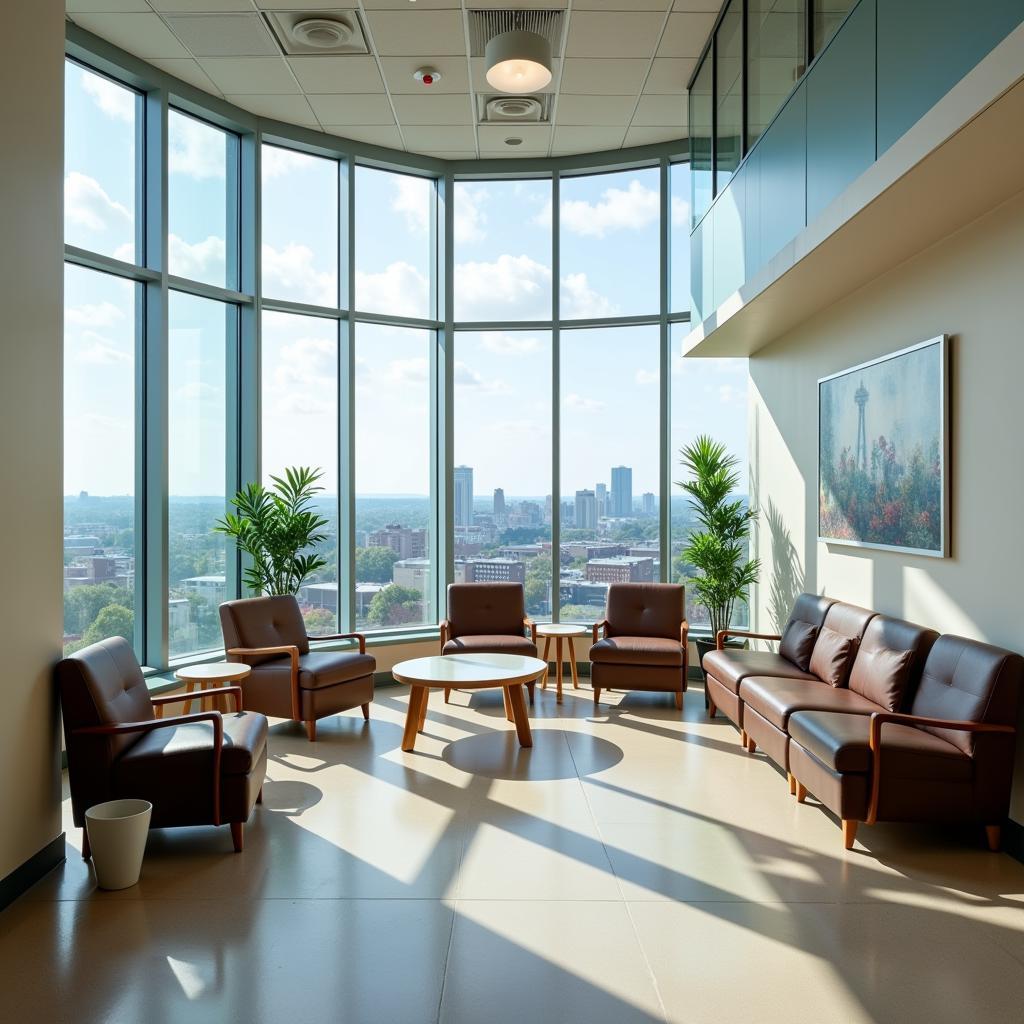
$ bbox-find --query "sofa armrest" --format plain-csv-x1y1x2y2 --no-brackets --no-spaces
592,620,609,645
314,632,367,654
716,629,781,651
866,712,1015,823
152,686,243,713
523,618,538,644
74,711,225,824
228,645,301,721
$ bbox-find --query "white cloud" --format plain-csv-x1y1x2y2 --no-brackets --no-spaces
565,392,605,413
388,356,429,385
262,146,317,181
391,175,432,235
717,384,744,405
454,184,488,244
454,360,510,395
75,332,131,366
454,255,550,321
355,261,430,319
82,72,134,123
635,368,658,385
64,172,130,233
560,179,660,238
66,301,125,330
170,114,226,181
169,234,226,282
261,243,336,307
561,272,618,319
671,195,690,228
479,331,543,355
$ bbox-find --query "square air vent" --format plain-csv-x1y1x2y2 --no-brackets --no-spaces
467,9,565,58
478,94,550,124
263,9,368,56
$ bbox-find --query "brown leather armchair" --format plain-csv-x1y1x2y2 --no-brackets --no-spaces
439,582,538,704
219,594,376,742
58,637,268,856
590,583,689,709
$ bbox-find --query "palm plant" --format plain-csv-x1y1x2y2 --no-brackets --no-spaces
215,466,329,596
677,436,760,639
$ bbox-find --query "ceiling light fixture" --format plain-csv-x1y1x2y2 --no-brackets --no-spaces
485,29,552,95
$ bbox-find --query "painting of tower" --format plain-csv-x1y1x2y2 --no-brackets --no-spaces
854,379,869,471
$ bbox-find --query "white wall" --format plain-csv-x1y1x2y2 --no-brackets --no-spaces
0,0,65,880
749,188,1024,823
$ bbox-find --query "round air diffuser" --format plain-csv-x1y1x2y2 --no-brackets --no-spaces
291,17,354,50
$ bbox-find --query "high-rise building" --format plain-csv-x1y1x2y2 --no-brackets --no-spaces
454,465,473,529
574,489,597,530
493,487,506,526
595,483,607,519
611,466,632,517
642,491,656,517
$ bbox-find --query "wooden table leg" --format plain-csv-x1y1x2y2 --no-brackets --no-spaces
502,685,514,722
418,686,430,731
402,687,426,752
555,637,564,704
507,683,533,748
568,637,580,690
541,637,551,689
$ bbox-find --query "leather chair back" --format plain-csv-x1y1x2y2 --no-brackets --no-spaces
852,614,938,708
911,635,1024,754
820,602,876,642
220,595,310,664
605,583,684,639
447,583,525,638
785,593,835,633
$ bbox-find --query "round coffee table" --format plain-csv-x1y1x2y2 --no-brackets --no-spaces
392,653,546,753
171,662,251,716
535,623,589,704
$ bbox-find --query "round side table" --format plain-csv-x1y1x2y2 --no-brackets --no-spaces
535,623,589,704
169,662,251,717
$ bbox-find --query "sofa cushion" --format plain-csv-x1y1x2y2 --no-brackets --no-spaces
298,651,377,690
849,614,938,710
789,710,972,780
848,646,914,712
820,602,876,643
590,635,683,667
443,635,538,657
809,626,858,687
702,649,817,695
779,620,819,671
739,677,880,731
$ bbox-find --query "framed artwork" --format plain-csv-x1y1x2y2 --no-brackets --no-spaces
818,336,949,557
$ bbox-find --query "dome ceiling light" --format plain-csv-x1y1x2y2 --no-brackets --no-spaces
473,9,560,95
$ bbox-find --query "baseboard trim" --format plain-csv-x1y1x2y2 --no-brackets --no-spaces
0,833,65,913
1004,818,1024,864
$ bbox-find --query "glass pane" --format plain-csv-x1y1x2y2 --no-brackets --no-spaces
168,110,233,289
690,56,713,224
355,167,433,319
715,0,744,191
168,292,229,659
261,311,339,636
748,0,807,149
261,145,339,307
559,326,660,621
670,324,749,631
670,162,691,313
813,0,854,57
64,61,137,262
455,331,552,618
355,323,433,629
63,265,137,655
559,168,660,319
453,179,552,322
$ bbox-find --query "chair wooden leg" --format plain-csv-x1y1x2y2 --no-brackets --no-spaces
707,695,717,718
444,687,452,704
842,820,858,850
674,690,683,710
230,822,244,853
361,702,370,721
985,825,1002,852
305,720,317,742
82,829,91,861
740,729,748,748
795,781,808,804
787,773,796,796
746,735,757,754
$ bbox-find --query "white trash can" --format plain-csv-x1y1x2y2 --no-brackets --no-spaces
85,799,152,890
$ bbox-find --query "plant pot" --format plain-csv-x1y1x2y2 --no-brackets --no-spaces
695,636,749,678
85,799,152,890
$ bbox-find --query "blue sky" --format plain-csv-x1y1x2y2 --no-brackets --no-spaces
64,60,748,501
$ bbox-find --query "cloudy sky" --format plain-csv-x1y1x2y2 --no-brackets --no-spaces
64,60,748,501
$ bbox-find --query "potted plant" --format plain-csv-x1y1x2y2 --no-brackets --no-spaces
676,436,761,674
215,466,329,595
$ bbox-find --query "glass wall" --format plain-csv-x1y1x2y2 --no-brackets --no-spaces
813,0,855,56
748,0,807,149
690,57,713,226
715,0,744,192
670,162,692,313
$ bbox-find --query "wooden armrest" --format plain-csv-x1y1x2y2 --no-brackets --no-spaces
716,629,781,650
866,712,1015,824
439,620,451,650
75,711,224,823
523,618,538,644
592,620,609,645
313,632,367,654
152,686,243,712
680,619,691,643
228,645,301,721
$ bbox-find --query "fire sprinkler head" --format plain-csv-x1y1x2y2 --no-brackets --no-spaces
413,67,442,87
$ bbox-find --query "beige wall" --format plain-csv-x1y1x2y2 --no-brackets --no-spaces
749,188,1024,823
0,0,65,879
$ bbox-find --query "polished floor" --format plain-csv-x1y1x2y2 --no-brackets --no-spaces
4,681,1024,1023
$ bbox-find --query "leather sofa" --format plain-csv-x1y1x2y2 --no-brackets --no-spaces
703,594,1022,850
58,637,268,855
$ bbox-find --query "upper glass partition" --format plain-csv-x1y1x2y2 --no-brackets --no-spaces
748,0,807,149
813,0,855,56
690,57,713,226
715,0,744,193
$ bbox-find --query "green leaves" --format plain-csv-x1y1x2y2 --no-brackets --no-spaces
214,466,329,596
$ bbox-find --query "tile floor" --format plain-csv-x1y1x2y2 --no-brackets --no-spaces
4,681,1024,1023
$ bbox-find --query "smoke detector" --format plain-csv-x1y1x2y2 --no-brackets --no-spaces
413,67,442,87
263,10,368,55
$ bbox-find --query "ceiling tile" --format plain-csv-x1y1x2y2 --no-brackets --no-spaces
401,125,477,151
556,94,637,126
198,57,299,95
624,126,686,148
573,0,668,9
552,126,627,155
148,0,253,11
361,0,460,8
252,0,365,7
559,58,650,96
478,124,551,155
657,12,718,58
287,56,384,94
468,0,568,8
632,94,686,127
321,125,404,148
672,0,721,10
645,57,696,94
147,57,222,96
225,93,318,126
307,94,395,124
471,57,560,95
391,93,473,127
68,13,192,58
565,12,666,58
66,0,150,11
163,14,279,57
380,57,470,95
366,10,466,56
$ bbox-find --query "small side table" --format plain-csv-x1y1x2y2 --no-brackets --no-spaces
167,662,251,717
535,623,589,705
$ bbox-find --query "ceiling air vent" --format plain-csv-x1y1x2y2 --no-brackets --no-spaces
481,95,547,124
467,9,565,58
263,9,368,55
